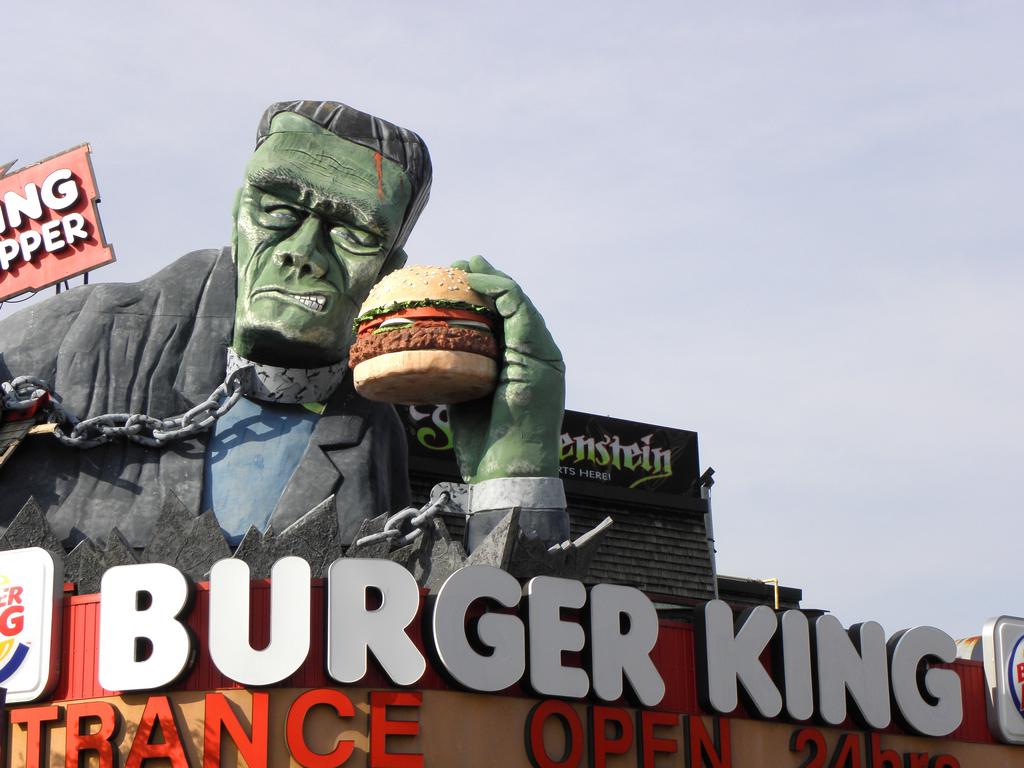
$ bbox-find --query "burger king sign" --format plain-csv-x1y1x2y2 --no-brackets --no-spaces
984,616,1024,745
0,548,62,703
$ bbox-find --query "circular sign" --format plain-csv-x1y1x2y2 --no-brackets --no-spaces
0,573,30,683
1007,633,1024,719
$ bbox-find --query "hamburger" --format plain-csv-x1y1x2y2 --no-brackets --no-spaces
349,265,500,405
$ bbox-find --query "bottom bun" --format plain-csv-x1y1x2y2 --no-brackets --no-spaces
353,350,498,405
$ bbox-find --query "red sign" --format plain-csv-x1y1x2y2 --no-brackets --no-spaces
0,145,114,302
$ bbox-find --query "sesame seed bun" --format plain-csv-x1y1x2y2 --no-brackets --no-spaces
350,265,500,405
359,265,495,317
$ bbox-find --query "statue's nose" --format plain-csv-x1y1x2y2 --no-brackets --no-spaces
273,216,328,279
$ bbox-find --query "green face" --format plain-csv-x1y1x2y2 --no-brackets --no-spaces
232,113,412,367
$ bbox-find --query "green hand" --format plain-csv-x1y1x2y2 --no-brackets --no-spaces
448,255,565,484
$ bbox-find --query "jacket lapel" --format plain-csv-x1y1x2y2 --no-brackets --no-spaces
163,247,237,520
269,376,370,531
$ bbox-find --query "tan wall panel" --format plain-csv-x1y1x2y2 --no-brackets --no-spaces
6,688,1024,767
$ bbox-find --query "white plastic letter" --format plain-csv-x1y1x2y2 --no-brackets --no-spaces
0,240,17,270
40,168,80,211
61,212,88,243
526,576,589,698
695,600,782,717
18,231,41,262
4,184,42,228
98,563,192,691
815,616,891,729
40,220,65,253
779,609,814,721
590,583,665,707
209,557,311,686
888,626,962,737
433,565,525,692
327,559,425,686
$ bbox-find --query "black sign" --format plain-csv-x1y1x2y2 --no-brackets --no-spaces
400,406,699,498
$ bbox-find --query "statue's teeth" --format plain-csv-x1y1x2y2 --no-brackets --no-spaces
295,294,325,311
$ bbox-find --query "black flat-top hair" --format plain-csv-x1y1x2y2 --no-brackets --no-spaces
256,100,432,251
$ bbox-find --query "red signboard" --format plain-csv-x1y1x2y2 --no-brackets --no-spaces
0,145,114,302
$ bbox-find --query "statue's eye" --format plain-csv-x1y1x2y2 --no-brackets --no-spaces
330,224,381,253
258,204,302,230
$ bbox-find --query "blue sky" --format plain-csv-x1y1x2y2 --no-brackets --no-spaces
4,2,1022,639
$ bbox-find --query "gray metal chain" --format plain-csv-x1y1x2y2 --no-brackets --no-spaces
5,366,454,552
355,491,451,549
0,366,253,449
3,376,52,412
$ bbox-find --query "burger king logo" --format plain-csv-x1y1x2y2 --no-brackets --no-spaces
1008,633,1024,719
983,615,1024,744
0,573,30,683
0,548,63,703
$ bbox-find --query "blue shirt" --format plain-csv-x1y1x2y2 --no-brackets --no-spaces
201,397,320,543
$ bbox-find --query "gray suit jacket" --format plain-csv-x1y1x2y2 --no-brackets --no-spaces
0,248,410,548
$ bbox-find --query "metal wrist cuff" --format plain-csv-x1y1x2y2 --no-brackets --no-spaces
468,476,566,514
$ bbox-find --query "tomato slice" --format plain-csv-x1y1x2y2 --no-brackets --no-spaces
358,306,495,336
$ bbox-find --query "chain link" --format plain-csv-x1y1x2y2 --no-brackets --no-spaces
1,376,49,411
0,366,254,449
354,491,451,549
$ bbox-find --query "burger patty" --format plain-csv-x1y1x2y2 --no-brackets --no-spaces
348,325,500,368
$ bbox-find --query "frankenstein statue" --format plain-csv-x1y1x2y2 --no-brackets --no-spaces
0,101,567,555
